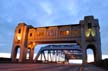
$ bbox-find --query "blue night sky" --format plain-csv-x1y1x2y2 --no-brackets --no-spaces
0,0,108,55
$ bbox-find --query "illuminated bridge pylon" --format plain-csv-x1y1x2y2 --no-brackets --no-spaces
34,45,82,63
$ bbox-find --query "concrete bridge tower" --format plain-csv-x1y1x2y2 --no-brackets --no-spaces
11,23,28,62
80,16,102,63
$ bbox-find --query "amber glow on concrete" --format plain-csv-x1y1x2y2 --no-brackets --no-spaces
66,30,69,35
17,34,21,41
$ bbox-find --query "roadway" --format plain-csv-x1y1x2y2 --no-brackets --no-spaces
0,63,107,71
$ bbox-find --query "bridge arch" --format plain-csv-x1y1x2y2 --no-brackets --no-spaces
27,41,80,61
34,44,82,63
86,44,97,63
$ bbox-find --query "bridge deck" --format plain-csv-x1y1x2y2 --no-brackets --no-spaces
0,64,107,71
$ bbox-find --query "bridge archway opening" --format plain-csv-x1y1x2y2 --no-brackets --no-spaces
26,48,30,59
68,49,83,64
86,44,96,63
34,43,83,64
14,46,20,62
86,48,94,63
34,44,47,59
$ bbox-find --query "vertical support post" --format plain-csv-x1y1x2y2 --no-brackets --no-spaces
29,48,34,61
55,50,57,62
40,53,42,61
50,50,52,62
43,51,46,61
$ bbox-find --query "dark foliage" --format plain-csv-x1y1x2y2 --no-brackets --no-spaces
93,59,108,69
0,58,12,63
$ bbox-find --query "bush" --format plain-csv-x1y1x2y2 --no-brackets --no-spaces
94,59,108,69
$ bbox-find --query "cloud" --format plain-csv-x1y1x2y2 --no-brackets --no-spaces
34,0,79,27
39,1,53,15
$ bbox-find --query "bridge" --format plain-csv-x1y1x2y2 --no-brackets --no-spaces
11,16,102,64
34,45,82,63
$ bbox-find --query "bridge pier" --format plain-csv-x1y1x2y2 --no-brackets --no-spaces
29,48,34,61
11,45,27,63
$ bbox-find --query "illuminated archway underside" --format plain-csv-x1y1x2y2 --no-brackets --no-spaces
11,16,102,63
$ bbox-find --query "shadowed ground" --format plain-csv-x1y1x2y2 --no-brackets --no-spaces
0,64,107,71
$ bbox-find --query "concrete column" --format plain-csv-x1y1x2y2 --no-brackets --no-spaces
82,48,87,64
11,48,16,62
11,44,17,62
95,49,101,62
29,48,34,61
18,46,27,62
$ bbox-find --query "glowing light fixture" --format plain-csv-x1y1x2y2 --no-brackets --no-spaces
85,29,91,37
66,30,69,35
17,34,21,41
91,29,96,37
85,28,96,37
33,42,35,46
